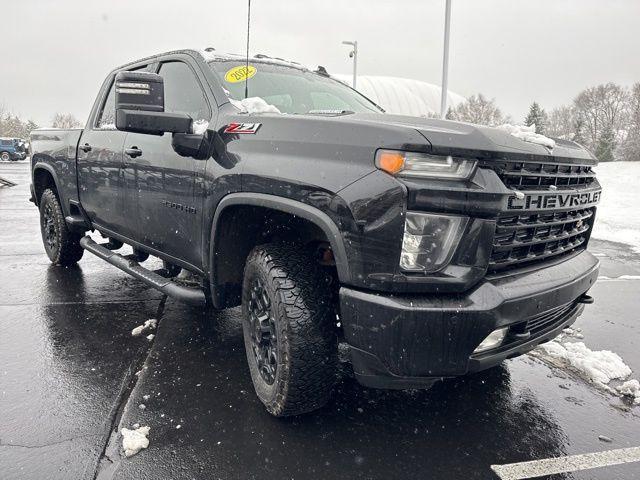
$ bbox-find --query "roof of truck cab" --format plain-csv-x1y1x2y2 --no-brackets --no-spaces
115,49,310,73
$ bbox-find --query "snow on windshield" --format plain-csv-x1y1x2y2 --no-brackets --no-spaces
497,123,556,149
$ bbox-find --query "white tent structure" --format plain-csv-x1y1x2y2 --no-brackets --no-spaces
333,75,466,118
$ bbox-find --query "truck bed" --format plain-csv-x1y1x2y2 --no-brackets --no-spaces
30,128,83,214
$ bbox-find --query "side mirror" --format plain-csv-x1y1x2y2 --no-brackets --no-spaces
115,71,192,135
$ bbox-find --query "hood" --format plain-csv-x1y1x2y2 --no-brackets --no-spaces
344,113,597,164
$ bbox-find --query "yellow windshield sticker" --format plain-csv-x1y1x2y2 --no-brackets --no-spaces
224,65,257,83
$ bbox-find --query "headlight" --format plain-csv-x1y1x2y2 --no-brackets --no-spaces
375,150,476,179
400,212,468,272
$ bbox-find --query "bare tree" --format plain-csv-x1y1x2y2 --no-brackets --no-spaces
620,83,640,161
51,113,83,129
0,104,39,139
573,83,629,153
546,105,574,139
446,94,507,126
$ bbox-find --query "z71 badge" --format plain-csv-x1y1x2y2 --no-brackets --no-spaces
223,122,261,134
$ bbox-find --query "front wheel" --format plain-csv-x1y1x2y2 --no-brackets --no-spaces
242,243,337,417
39,188,84,266
0,151,10,161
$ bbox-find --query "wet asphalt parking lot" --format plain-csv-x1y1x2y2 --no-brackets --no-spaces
1,160,639,480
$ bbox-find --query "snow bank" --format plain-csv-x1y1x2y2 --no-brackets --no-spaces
591,161,640,253
496,123,556,149
131,319,157,337
230,97,281,114
121,425,150,457
616,380,640,404
536,341,631,385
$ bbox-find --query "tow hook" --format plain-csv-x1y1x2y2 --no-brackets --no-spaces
578,293,594,304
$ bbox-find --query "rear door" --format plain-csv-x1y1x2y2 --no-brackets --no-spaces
123,58,212,268
76,76,129,235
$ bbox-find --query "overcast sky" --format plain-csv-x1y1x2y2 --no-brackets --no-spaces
3,0,639,126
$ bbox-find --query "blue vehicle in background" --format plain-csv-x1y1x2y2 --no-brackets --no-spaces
0,138,28,161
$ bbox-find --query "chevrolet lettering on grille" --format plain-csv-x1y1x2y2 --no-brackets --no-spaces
507,189,602,211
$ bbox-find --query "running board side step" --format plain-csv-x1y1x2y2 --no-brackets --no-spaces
80,236,206,305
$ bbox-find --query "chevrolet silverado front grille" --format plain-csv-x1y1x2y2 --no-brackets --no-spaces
492,161,596,191
488,207,595,272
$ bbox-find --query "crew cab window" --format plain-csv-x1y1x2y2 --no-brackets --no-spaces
96,65,152,130
96,82,116,129
159,61,209,121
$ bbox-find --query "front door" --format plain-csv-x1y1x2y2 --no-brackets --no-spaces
123,59,211,268
77,76,130,236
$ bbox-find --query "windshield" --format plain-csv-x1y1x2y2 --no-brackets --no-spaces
207,60,382,115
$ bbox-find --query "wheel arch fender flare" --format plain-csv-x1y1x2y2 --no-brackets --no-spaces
207,192,351,283
32,162,62,208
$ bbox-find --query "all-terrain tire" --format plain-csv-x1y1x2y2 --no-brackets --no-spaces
39,188,84,266
242,243,338,417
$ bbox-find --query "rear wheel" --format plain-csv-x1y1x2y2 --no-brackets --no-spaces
0,151,10,161
242,243,337,417
39,188,84,266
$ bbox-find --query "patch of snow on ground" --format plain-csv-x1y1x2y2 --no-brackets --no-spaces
191,119,209,135
536,341,631,385
230,97,281,114
616,380,640,404
121,425,150,457
591,162,640,253
497,123,556,149
598,275,640,282
131,319,157,337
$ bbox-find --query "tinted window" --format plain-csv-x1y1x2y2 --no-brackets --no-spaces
96,65,151,130
96,81,116,129
159,61,209,121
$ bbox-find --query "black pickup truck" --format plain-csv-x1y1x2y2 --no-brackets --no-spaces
30,49,601,416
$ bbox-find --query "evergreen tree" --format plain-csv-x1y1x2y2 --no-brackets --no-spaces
572,116,587,145
595,126,616,161
524,102,547,134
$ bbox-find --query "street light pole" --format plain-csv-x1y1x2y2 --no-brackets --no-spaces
440,0,452,119
342,40,358,89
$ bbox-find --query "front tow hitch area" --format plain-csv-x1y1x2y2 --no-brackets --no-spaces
339,250,599,389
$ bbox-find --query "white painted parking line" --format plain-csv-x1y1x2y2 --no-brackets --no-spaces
598,275,640,282
491,446,640,480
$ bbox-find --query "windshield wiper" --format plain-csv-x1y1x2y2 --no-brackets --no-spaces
306,109,355,115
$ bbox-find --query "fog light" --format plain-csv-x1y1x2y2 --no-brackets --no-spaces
400,212,468,273
474,327,508,353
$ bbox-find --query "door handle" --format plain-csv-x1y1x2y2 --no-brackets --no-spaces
79,143,92,153
125,147,143,158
